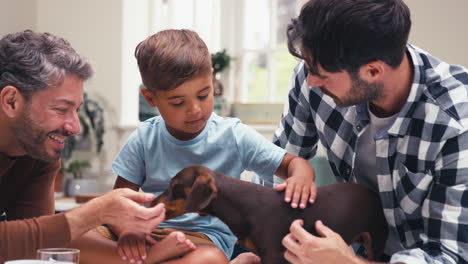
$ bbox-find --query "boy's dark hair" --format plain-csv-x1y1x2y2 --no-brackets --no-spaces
287,0,411,75
135,29,212,92
0,30,93,99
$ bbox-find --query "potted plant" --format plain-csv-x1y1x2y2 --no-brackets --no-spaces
63,160,102,197
211,49,231,97
211,49,231,116
58,92,105,197
63,160,91,179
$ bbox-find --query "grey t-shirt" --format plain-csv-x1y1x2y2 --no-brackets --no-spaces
354,105,397,192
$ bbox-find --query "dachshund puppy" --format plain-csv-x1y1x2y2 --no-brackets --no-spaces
151,165,388,264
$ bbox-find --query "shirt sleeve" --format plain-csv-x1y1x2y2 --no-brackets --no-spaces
0,213,71,262
273,61,320,160
390,131,468,264
233,121,286,183
111,128,146,185
0,159,71,262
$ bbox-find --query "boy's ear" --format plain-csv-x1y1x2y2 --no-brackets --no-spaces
1,86,25,118
140,88,157,107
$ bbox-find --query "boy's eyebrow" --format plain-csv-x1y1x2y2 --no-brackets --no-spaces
166,86,211,100
198,86,210,93
167,95,183,100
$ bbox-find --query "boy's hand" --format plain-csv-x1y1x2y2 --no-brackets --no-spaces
276,172,317,209
275,154,317,209
118,231,156,263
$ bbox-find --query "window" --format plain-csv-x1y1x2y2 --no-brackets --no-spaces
147,0,302,104
235,0,300,103
149,0,222,52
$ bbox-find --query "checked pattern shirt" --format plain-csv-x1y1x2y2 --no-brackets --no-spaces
273,45,468,264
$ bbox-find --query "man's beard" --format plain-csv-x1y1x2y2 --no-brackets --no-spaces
11,106,66,162
328,73,383,107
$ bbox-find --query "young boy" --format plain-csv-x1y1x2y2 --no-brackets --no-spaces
108,29,317,264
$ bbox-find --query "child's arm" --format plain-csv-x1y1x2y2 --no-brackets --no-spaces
114,175,141,190
274,153,317,209
111,176,156,263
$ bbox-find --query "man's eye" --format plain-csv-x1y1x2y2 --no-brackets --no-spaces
55,108,68,114
198,95,209,100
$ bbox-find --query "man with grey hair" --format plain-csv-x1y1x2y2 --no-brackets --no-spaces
0,30,166,262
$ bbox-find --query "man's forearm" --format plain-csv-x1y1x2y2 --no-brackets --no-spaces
65,199,102,241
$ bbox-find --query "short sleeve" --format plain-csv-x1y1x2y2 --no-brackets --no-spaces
234,122,286,181
111,129,146,185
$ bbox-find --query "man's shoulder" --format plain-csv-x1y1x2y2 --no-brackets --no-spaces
0,155,60,180
409,45,468,120
409,44,468,88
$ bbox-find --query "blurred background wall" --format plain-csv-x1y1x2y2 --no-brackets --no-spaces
1,0,467,188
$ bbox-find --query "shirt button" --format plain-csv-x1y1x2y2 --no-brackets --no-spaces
356,125,362,131
346,168,351,175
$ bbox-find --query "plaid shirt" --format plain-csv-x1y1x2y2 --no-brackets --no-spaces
273,45,468,264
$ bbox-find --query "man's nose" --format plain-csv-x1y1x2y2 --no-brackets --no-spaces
306,74,324,87
64,111,81,135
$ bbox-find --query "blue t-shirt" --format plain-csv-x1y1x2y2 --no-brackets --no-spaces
112,112,286,258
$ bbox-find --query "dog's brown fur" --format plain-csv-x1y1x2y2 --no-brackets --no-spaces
151,165,388,264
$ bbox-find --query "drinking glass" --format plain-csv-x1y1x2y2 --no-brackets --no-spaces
5,260,53,263
37,248,80,263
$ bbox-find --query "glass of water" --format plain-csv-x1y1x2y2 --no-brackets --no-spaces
5,260,54,264
37,248,80,263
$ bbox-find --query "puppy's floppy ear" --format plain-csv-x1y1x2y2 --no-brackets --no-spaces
185,172,217,212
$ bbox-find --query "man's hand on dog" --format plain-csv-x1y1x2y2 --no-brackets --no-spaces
282,219,361,264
